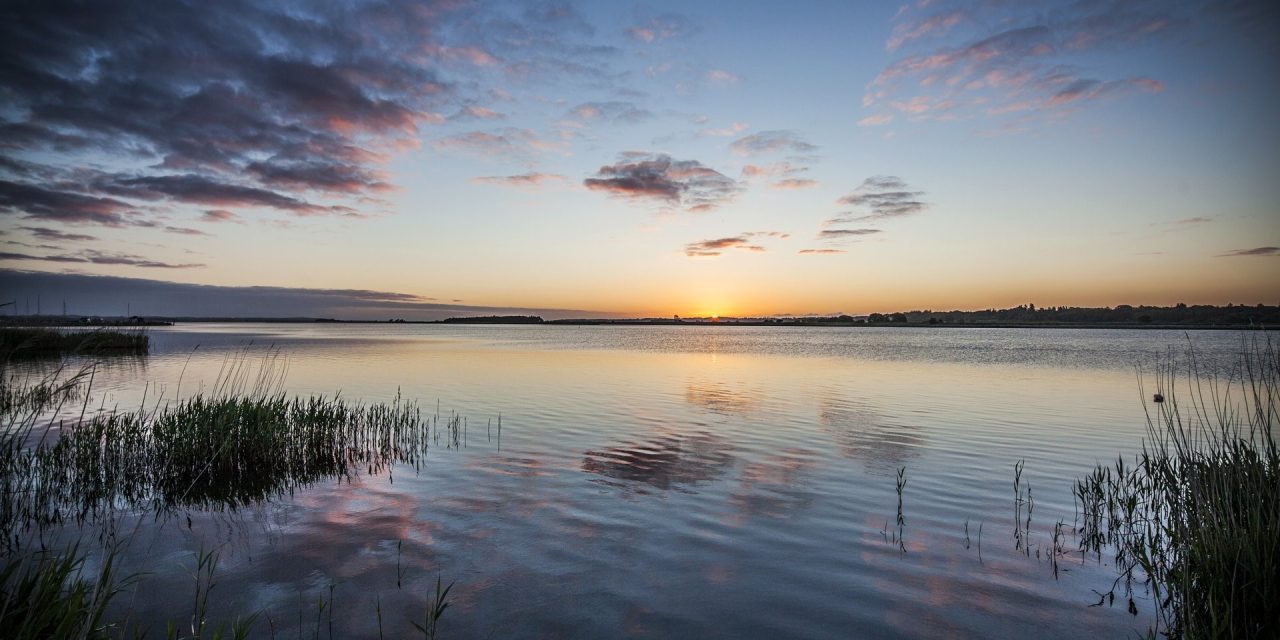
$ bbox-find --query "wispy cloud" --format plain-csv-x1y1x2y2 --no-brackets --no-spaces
705,69,740,84
568,101,653,124
625,13,693,43
798,248,846,255
1217,247,1279,257
857,114,895,127
0,250,203,269
584,153,740,212
200,210,242,224
433,128,569,162
471,173,569,189
683,231,788,257
20,227,96,242
818,228,881,239
887,9,967,52
741,162,806,178
772,178,818,190
730,131,817,155
699,122,750,137
164,226,212,236
864,1,1176,127
829,176,929,223
452,105,506,121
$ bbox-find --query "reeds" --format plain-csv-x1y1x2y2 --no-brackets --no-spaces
1074,334,1279,638
0,542,126,639
0,328,149,358
0,358,461,638
2,388,438,532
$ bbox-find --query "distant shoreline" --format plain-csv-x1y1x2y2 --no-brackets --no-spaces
1,316,1270,331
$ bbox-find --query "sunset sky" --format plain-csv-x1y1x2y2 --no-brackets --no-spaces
1,0,1277,318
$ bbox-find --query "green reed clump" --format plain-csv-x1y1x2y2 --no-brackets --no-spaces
1074,334,1279,639
4,390,431,529
0,543,126,639
0,328,149,358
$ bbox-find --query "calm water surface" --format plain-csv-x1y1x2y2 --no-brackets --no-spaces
25,325,1256,638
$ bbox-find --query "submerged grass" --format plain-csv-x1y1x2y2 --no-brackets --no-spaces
1074,334,1279,638
0,328,149,358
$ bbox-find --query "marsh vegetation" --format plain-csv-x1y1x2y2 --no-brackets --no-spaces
0,328,149,358
1074,336,1278,638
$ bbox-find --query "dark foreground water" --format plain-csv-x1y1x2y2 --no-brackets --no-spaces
17,325,1258,638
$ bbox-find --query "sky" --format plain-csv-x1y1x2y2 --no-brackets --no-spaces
1,0,1278,319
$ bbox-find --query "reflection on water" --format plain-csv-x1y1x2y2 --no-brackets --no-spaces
818,397,925,470
7,323,1242,638
684,378,763,415
728,448,818,521
583,430,734,494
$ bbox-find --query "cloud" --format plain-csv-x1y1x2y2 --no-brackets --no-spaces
200,209,242,224
818,228,882,239
772,178,818,190
699,122,750,137
0,1,488,227
164,226,212,236
831,176,929,222
1217,247,1279,257
0,269,626,320
0,180,137,226
705,69,740,84
100,174,351,217
887,9,967,51
584,153,740,212
433,128,569,161
865,1,1178,126
0,250,203,269
798,249,846,254
452,105,506,120
857,114,895,127
730,131,817,156
470,173,568,189
20,227,96,242
453,2,621,85
741,162,805,178
625,14,692,43
683,232,787,258
567,101,654,124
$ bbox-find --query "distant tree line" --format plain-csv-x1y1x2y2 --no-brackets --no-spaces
879,303,1279,326
440,315,544,324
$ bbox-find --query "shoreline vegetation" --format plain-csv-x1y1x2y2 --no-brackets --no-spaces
3,302,1277,329
0,328,150,358
1074,334,1278,638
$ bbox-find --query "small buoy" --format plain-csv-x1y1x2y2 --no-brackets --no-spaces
1153,393,1164,403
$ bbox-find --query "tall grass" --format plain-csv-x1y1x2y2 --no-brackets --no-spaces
2,386,435,532
0,328,149,358
0,357,456,638
1074,334,1278,638
0,542,127,639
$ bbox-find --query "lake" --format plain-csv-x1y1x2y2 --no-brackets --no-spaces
12,324,1256,638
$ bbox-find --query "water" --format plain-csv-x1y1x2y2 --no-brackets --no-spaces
14,325,1259,638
